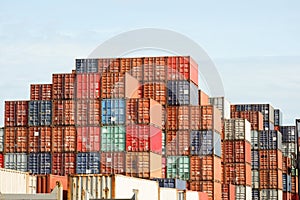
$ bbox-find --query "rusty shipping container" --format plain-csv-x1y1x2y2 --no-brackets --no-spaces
291,176,298,194
52,100,75,125
52,153,76,175
76,73,100,99
126,152,162,179
231,111,264,131
52,73,75,100
36,174,68,193
166,130,190,156
52,126,76,152
223,141,251,164
166,106,190,130
201,105,222,133
142,82,167,106
76,126,100,152
126,124,162,154
282,156,292,174
143,57,167,82
126,98,162,128
190,155,222,182
259,150,283,170
260,169,283,189
76,99,100,126
190,106,201,130
30,84,52,100
222,184,236,200
4,127,28,153
223,163,252,186
5,101,28,127
189,180,222,200
28,126,52,152
100,152,126,175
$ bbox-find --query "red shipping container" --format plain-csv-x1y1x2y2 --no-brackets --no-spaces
283,192,292,200
190,106,201,130
189,180,222,200
201,105,222,133
52,153,76,176
230,111,263,131
222,184,235,200
274,125,280,131
128,57,143,81
28,127,52,152
4,127,28,153
30,84,52,100
260,169,283,189
120,58,133,74
52,126,76,153
224,163,251,186
223,141,251,164
5,101,28,127
76,99,100,126
259,150,282,170
190,155,222,182
283,156,291,174
166,106,190,130
36,174,68,194
100,152,126,175
77,126,100,152
166,130,189,156
199,90,210,106
76,73,100,99
142,82,167,105
167,56,198,86
292,176,298,194
162,156,166,178
53,100,75,125
52,73,75,100
126,98,162,128
143,57,167,82
292,194,299,200
126,124,162,154
0,153,3,168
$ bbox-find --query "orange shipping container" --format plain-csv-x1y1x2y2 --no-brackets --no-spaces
223,141,251,164
143,57,167,82
52,73,75,100
292,176,298,194
259,150,282,170
224,163,251,186
53,100,75,125
222,184,236,200
5,101,28,127
52,126,76,153
36,174,68,195
75,99,100,126
4,127,28,153
30,84,52,100
28,127,52,152
190,155,222,182
201,105,222,133
230,111,263,131
166,106,190,130
190,106,201,130
198,90,210,106
189,180,222,200
260,169,283,189
166,130,190,156
98,58,122,74
142,82,167,105
282,156,292,174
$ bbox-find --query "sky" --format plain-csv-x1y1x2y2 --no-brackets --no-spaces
0,0,300,125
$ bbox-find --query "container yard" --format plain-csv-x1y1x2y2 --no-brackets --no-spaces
0,55,299,200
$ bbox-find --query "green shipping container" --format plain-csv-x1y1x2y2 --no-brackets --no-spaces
167,156,190,180
101,126,126,152
291,168,298,177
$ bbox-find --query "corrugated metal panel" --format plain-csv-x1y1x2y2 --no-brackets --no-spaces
100,152,126,174
52,126,76,153
30,84,52,100
259,150,282,170
28,126,52,152
166,130,189,156
167,80,198,106
76,99,100,126
52,73,75,100
76,152,100,174
28,153,52,174
4,127,28,153
53,100,75,125
143,82,167,105
5,101,28,127
153,178,186,190
52,153,76,176
76,73,100,99
101,99,125,125
259,130,282,150
260,189,283,200
201,105,222,133
76,126,100,152
28,100,52,126
224,163,251,186
223,141,251,164
260,169,283,189
76,59,98,73
101,125,125,152
4,153,28,172
166,156,190,180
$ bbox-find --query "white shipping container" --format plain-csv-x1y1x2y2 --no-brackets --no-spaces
160,188,178,200
209,97,231,119
4,153,28,172
260,189,283,200
282,143,296,158
0,127,3,152
252,170,259,189
185,190,200,200
236,185,251,200
224,119,251,142
251,130,259,150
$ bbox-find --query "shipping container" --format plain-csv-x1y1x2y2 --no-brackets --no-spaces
28,126,51,153
167,156,189,180
4,153,28,172
126,98,162,128
76,99,100,125
4,127,28,153
274,109,282,126
100,152,126,174
166,130,189,156
282,157,291,174
260,189,283,200
0,128,3,152
252,189,260,200
101,99,125,125
162,156,166,178
167,80,198,106
201,105,222,133
5,101,28,127
223,163,251,186
190,106,201,130
235,185,251,200
28,152,52,174
119,58,134,75
0,168,36,194
76,152,100,174
223,141,251,164
98,58,124,74
283,174,292,192
282,143,297,158
126,152,162,179
36,174,68,193
162,131,166,155
252,150,259,170
190,130,221,157
143,57,167,82
280,126,296,143
166,106,190,130
224,119,251,142
76,58,98,73
252,170,259,189
209,97,231,119
159,188,178,200
231,111,264,131
222,184,235,200
101,125,125,152
190,155,222,182
101,72,141,99
259,130,282,150
259,150,283,170
198,90,209,106
76,73,100,99
126,124,162,154
0,153,3,168
52,126,76,153
52,73,76,100
30,84,52,100
291,176,298,193
52,153,76,176
153,178,186,190
142,82,167,105
189,180,222,200
52,100,75,125
28,100,52,126
167,56,198,86
260,169,283,189
77,126,100,152
251,130,259,149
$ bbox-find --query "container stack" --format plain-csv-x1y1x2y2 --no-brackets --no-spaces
222,119,252,200
274,109,283,131
0,127,3,168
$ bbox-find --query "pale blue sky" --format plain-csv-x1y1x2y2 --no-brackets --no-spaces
0,1,300,125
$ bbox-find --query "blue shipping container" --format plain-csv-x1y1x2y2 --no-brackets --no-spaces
274,109,282,126
252,189,259,200
28,153,52,174
287,175,291,192
280,126,296,143
283,174,287,192
101,99,125,125
153,178,186,190
190,130,221,157
76,59,98,73
28,101,52,126
76,152,100,174
251,150,259,170
167,81,198,106
259,130,282,150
